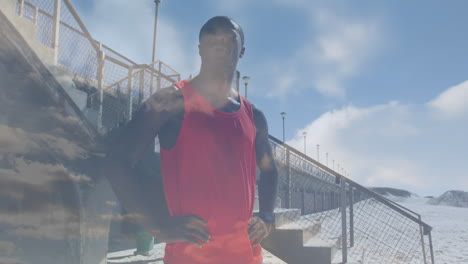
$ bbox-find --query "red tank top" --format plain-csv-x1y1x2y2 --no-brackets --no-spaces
160,80,262,264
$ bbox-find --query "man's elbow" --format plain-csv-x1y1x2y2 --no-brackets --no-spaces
101,152,133,181
259,165,279,181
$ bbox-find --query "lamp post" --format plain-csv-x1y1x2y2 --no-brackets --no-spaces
242,76,250,99
281,112,286,142
326,152,329,167
150,0,162,95
302,131,307,154
152,0,161,64
316,144,320,162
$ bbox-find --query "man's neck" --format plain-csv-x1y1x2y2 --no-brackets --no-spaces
192,67,236,97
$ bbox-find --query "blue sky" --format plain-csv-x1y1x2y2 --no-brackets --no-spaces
72,0,468,196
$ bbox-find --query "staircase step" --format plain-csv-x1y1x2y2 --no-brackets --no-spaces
254,208,302,228
303,237,341,264
276,219,322,243
260,217,326,264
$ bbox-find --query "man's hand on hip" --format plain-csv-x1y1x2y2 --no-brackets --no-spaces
153,215,211,248
248,216,274,246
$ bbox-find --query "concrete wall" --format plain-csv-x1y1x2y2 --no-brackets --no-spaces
0,9,116,264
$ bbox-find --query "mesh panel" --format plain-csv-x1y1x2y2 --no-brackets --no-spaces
58,24,98,79
59,0,82,31
13,0,181,134
35,10,53,47
102,45,136,66
22,2,35,22
269,138,433,263
25,0,54,14
103,59,129,88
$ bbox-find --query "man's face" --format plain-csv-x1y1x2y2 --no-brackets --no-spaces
199,27,244,67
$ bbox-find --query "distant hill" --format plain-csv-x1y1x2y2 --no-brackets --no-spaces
369,187,416,198
428,190,468,208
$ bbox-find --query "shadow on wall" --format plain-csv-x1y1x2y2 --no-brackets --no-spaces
0,9,166,262
0,11,124,264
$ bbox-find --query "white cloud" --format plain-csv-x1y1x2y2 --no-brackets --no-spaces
286,82,468,195
75,0,199,78
427,80,468,119
365,162,428,188
310,11,380,98
266,8,381,98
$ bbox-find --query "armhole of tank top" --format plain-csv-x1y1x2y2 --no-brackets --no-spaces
244,98,254,122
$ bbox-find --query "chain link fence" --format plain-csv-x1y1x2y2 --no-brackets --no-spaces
14,0,181,134
270,136,434,263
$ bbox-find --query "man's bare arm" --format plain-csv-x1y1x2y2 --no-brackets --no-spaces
102,86,210,246
252,105,278,222
101,87,177,231
248,105,279,245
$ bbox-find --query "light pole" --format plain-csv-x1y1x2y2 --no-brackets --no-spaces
326,152,329,167
150,0,162,94
281,112,286,142
302,131,307,154
152,0,161,64
243,76,250,99
316,144,320,162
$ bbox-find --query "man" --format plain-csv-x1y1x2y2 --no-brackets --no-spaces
103,16,278,264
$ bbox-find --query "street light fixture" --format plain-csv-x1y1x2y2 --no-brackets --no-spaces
281,112,286,142
242,76,251,99
302,131,307,154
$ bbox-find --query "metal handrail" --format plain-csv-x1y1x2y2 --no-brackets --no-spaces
268,135,433,232
270,134,434,263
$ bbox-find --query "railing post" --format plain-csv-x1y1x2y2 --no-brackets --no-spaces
340,177,348,263
19,0,24,17
52,0,61,64
313,191,316,212
150,63,154,95
286,149,291,209
139,70,145,104
321,192,325,212
96,44,105,132
127,66,134,121
157,62,162,92
33,7,39,25
301,188,305,214
349,187,354,247
428,231,435,264
418,216,428,264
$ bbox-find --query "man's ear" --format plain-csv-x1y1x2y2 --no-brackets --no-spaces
239,47,245,58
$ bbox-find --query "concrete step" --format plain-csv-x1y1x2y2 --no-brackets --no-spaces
303,237,341,264
276,219,322,244
261,218,331,264
254,208,302,229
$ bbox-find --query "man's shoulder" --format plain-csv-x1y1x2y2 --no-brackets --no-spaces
145,84,184,113
250,103,264,119
250,103,268,131
151,84,183,102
